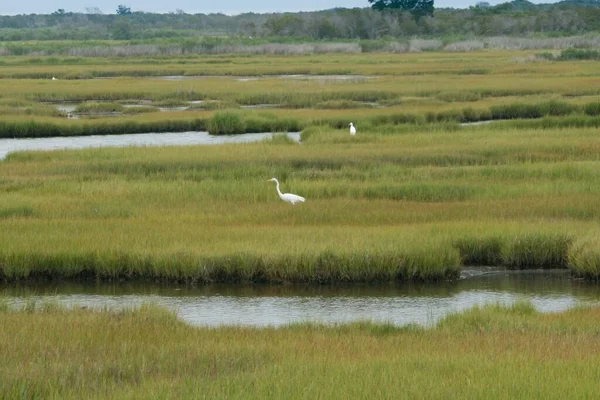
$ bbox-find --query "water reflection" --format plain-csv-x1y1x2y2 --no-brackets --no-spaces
0,131,301,160
2,270,598,327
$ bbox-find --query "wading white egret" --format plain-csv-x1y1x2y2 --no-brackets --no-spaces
267,178,305,205
52,77,57,80
349,122,356,135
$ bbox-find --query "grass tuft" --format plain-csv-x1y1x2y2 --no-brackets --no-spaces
207,111,246,135
503,233,572,269
453,236,504,266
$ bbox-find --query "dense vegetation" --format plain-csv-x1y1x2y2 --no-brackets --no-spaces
1,49,600,282
2,6,600,397
2,301,600,398
1,0,600,44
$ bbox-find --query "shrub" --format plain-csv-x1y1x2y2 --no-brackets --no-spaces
558,48,600,61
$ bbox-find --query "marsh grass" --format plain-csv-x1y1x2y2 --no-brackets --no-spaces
2,302,600,398
0,117,207,138
207,111,245,135
314,100,372,109
489,100,579,120
3,97,600,138
0,206,35,219
121,105,158,114
0,122,598,282
504,233,572,269
0,104,65,118
540,48,600,61
454,233,573,269
453,236,504,266
1,50,600,139
0,245,461,283
569,238,600,279
1,50,600,281
74,102,124,114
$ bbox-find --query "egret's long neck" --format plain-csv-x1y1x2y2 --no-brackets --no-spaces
274,180,283,198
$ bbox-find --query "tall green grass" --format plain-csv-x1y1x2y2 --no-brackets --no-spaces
0,247,460,283
1,51,600,281
74,102,125,114
1,123,600,281
453,236,504,266
0,118,207,138
569,237,600,280
207,111,245,135
3,98,600,138
2,302,600,398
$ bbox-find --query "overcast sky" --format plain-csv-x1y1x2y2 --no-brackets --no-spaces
1,0,560,16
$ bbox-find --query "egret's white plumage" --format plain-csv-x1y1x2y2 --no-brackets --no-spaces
349,122,356,135
267,178,305,205
52,77,57,80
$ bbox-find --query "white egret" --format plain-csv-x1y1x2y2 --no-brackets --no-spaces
349,122,356,135
52,77,57,80
267,178,305,205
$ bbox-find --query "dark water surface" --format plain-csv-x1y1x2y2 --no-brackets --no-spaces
2,269,598,327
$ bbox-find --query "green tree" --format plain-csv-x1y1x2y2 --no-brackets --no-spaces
264,14,305,36
368,0,434,19
116,5,132,15
111,20,132,39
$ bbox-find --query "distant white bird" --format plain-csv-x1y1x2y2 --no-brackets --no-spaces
267,178,305,205
51,77,57,80
349,122,356,135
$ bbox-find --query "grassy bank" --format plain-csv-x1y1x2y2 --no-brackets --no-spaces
1,302,600,398
2,123,600,281
1,50,600,281
2,100,600,138
0,50,599,138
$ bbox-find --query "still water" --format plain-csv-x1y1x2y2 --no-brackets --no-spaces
2,270,598,327
0,131,301,160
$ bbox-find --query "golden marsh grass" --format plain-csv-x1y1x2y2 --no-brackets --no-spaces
1,50,600,280
1,302,600,398
2,123,600,281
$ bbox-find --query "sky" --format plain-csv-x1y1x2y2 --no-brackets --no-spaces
1,0,560,16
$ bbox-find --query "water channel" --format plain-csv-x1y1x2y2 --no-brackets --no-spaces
2,270,598,327
1,132,598,327
0,131,301,160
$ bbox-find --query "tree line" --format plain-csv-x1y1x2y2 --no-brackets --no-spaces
0,0,599,41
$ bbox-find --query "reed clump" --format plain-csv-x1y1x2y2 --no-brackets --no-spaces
503,233,572,269
454,233,573,269
206,111,245,135
206,111,302,135
569,238,600,280
453,236,504,266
